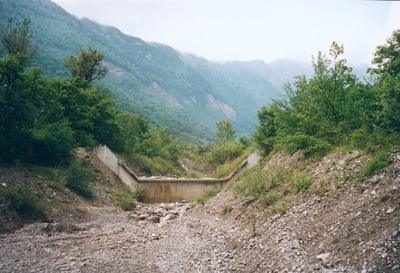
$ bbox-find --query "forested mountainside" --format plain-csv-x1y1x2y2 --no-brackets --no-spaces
0,0,311,142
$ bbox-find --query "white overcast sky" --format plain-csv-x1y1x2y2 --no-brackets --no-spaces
51,0,400,64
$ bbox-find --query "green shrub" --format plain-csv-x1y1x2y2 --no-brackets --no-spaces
258,191,279,207
232,166,312,211
132,187,145,202
114,191,137,211
233,168,270,197
31,120,75,163
233,167,290,198
6,186,48,220
359,151,392,181
347,129,400,153
212,148,252,178
132,155,183,176
65,162,94,198
292,171,312,193
271,200,288,215
275,133,331,158
195,188,219,205
207,140,245,165
185,170,202,178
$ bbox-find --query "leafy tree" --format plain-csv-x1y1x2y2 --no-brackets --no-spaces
377,76,400,132
253,35,400,157
369,30,400,133
65,48,107,82
308,42,355,127
117,113,150,153
254,104,278,153
370,30,400,78
0,17,36,60
207,140,244,165
253,42,364,156
216,120,236,143
0,18,41,161
0,18,124,164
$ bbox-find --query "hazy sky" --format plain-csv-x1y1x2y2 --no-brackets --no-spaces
52,0,400,64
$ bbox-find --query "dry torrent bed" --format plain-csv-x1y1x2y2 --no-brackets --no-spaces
0,152,400,273
0,189,399,273
0,200,252,273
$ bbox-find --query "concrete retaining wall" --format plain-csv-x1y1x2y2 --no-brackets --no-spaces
95,145,138,189
95,145,253,203
139,181,224,203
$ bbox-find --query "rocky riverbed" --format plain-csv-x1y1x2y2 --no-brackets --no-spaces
1,188,399,273
0,200,254,273
0,151,399,272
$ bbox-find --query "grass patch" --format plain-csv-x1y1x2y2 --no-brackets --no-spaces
131,154,184,176
185,170,203,178
258,191,279,207
64,162,95,198
331,236,340,244
270,200,288,215
359,151,392,181
232,165,312,214
5,185,48,220
112,186,145,211
114,191,137,211
233,167,292,197
292,171,312,193
212,147,253,178
207,140,247,165
195,188,219,205
314,180,328,196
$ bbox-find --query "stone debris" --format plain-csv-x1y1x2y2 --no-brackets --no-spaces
316,252,330,262
129,202,189,225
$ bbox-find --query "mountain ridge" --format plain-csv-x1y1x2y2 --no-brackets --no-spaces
0,0,311,142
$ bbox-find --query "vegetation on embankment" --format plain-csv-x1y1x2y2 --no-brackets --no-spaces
0,149,145,233
253,35,400,159
0,159,99,225
253,37,400,159
232,164,309,214
229,31,400,211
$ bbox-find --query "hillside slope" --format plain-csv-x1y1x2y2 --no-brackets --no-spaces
0,0,311,141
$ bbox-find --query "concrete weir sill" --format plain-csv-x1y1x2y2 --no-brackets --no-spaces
94,145,251,203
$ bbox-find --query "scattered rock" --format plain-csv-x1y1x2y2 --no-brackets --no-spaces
386,207,395,214
148,215,160,223
138,214,149,220
316,252,330,262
